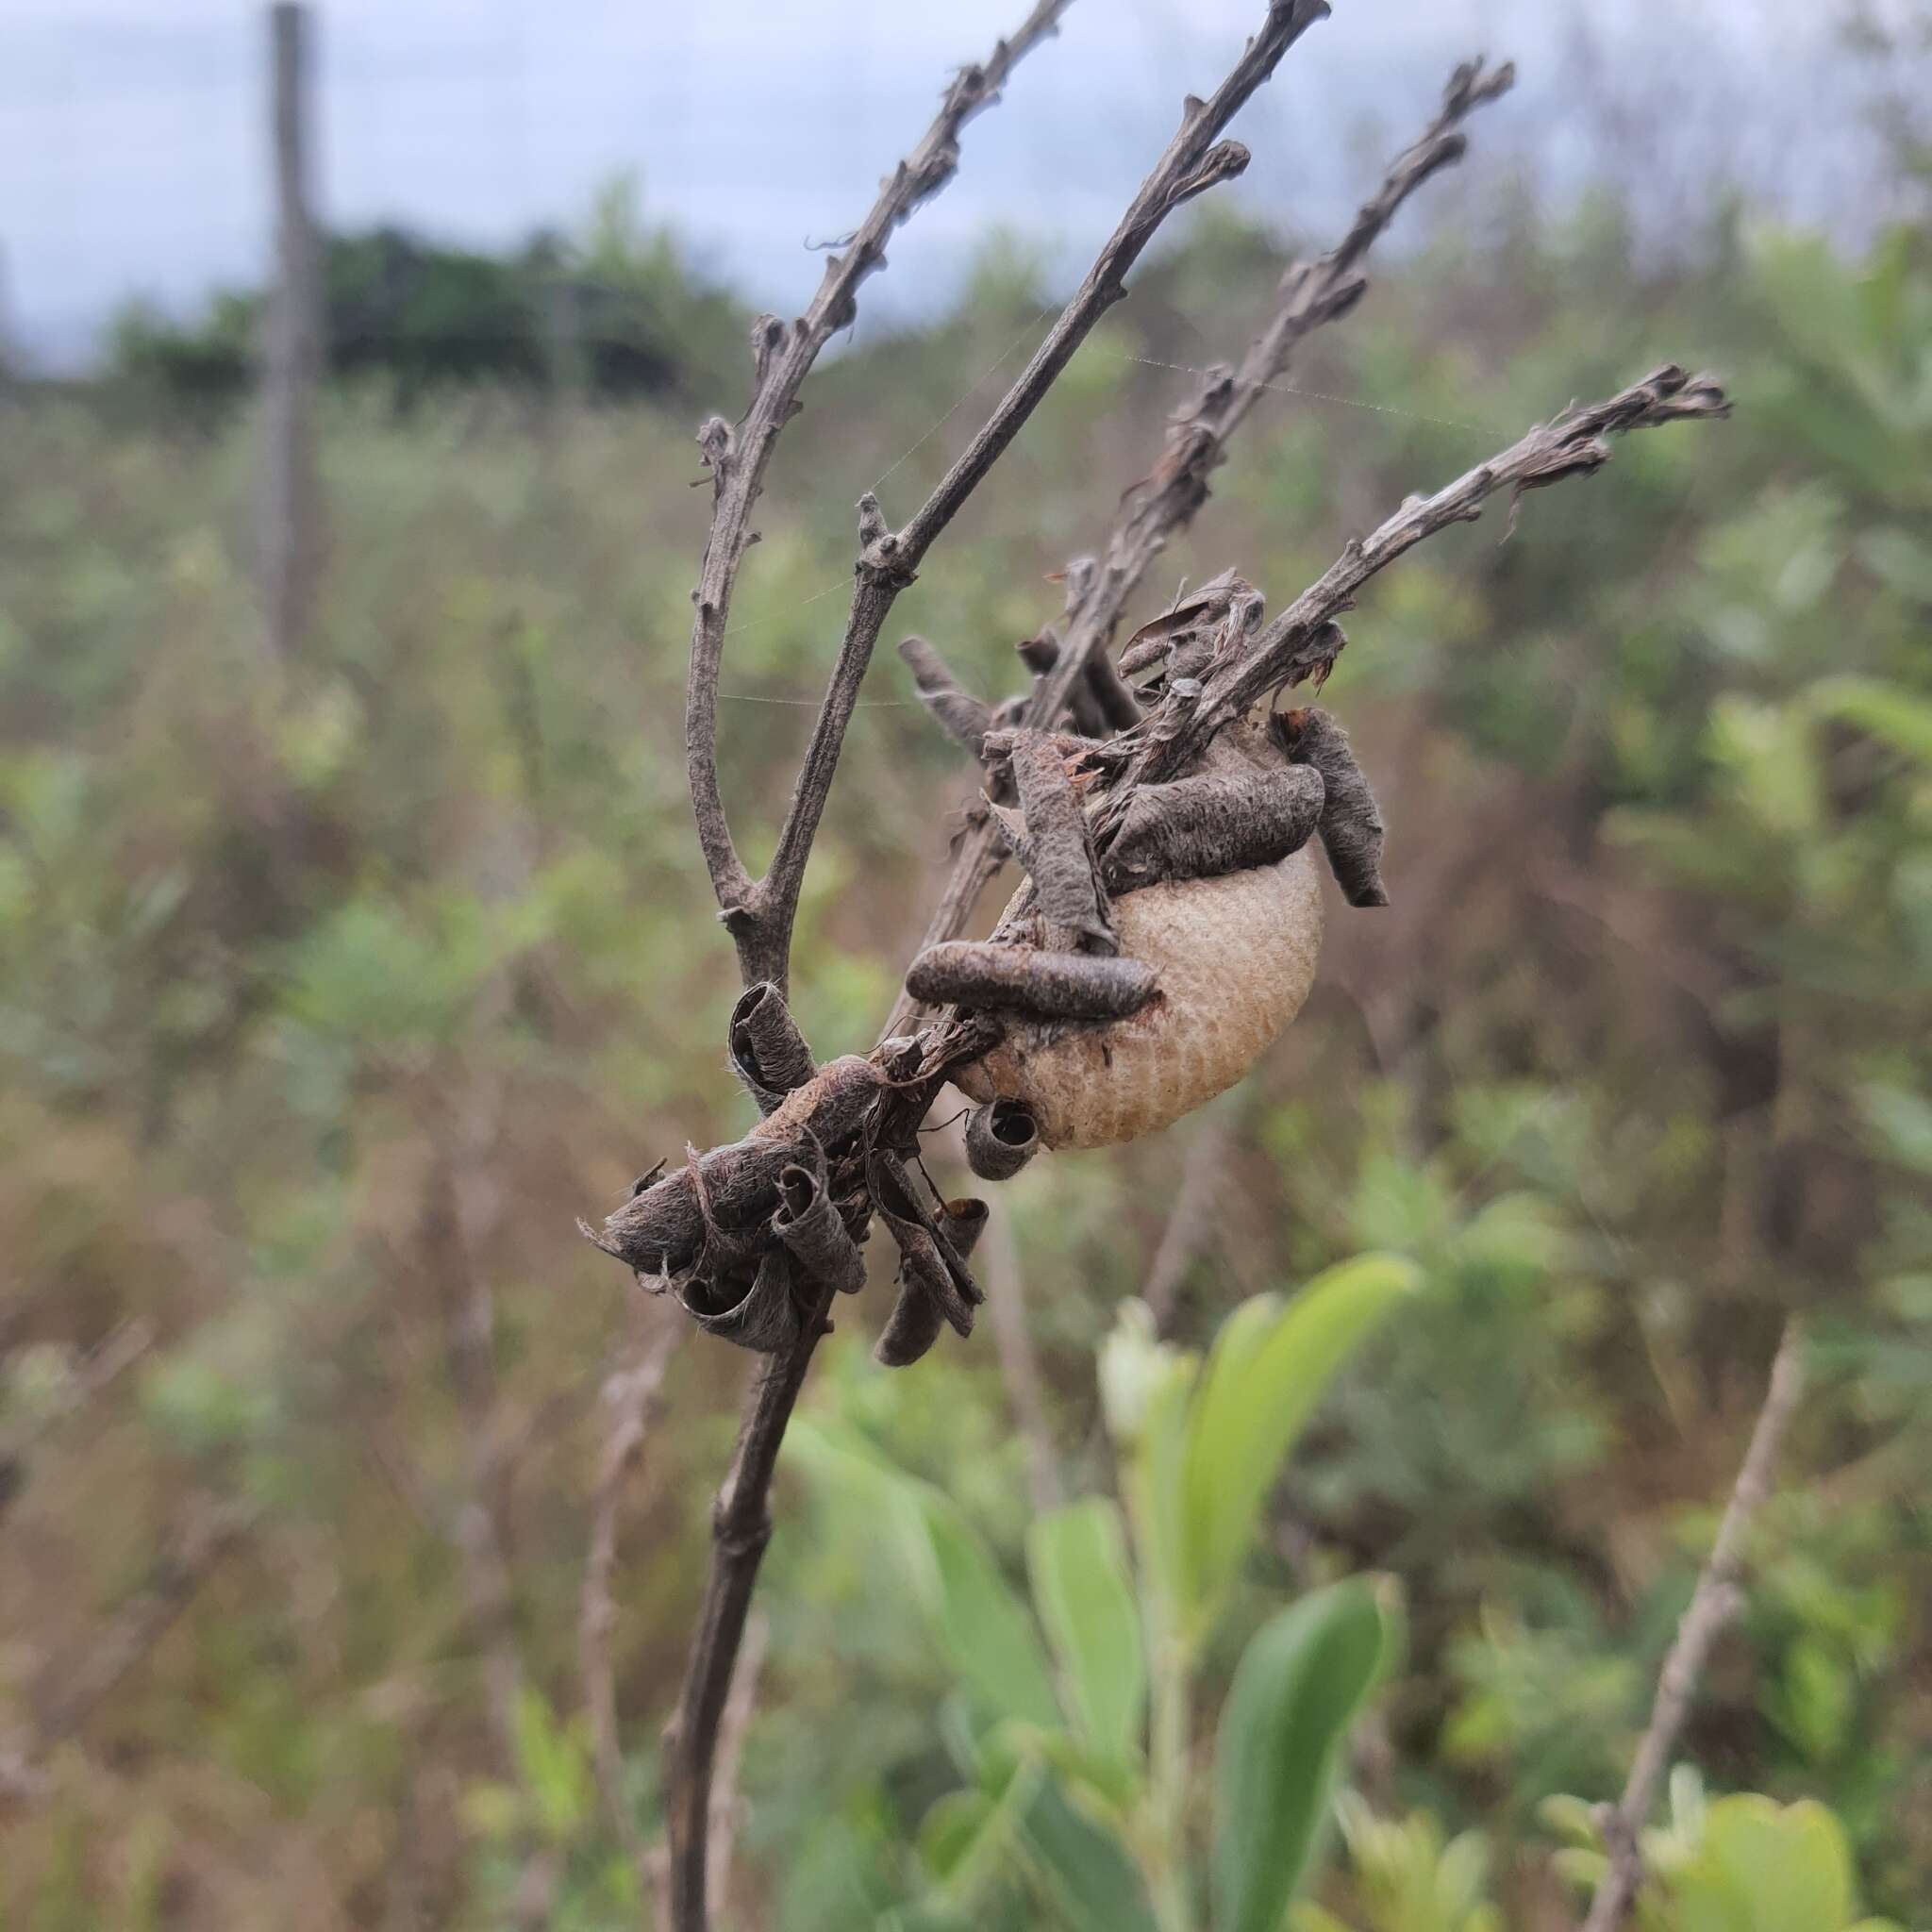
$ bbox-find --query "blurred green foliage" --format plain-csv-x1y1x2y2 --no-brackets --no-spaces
790,1269,1407,1931
107,177,745,410
2,166,1928,1931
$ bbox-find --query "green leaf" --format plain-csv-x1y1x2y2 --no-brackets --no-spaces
918,1757,1044,1911
1674,1795,1858,1932
1026,1500,1147,1767
1018,1775,1159,1932
923,1501,1062,1730
1179,1257,1421,1635
1211,1578,1397,1932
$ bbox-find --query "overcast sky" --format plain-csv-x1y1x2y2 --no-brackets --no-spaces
0,0,1896,368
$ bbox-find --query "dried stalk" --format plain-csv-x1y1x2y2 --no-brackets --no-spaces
661,9,1337,1926
1091,366,1731,803
1579,1320,1807,1932
882,56,1515,1040
686,0,1074,989
424,1120,527,1775
705,1611,769,1922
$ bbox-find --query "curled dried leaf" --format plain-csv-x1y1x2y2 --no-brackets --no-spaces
727,982,817,1115
906,941,1158,1020
680,1247,804,1354
1104,762,1323,893
1274,707,1388,906
771,1134,867,1296
1007,730,1116,953
899,636,992,757
964,1098,1041,1181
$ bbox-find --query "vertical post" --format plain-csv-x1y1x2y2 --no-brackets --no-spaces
260,1,321,662
0,242,18,400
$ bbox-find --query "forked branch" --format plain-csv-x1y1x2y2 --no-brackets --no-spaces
686,0,1075,944
662,10,1342,1924
691,0,1334,991
1090,362,1732,805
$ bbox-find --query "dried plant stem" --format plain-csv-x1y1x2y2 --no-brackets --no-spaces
687,0,1075,989
881,56,1513,1039
663,1280,837,1929
1579,1320,1807,1932
691,2,1332,992
580,1307,681,1889
706,1610,769,1921
663,9,1340,1925
1101,366,1731,801
424,1116,527,1774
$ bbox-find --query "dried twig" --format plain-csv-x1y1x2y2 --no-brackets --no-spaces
687,0,1075,990
1579,1319,1807,1932
580,1306,681,1889
661,9,1338,1926
882,56,1515,1039
423,1116,527,1774
689,0,1331,993
1093,365,1731,803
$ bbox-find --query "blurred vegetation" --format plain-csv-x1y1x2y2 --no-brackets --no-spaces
107,178,747,411
2,159,1929,1932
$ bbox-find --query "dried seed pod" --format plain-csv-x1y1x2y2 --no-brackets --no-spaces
1104,762,1323,893
593,1055,883,1276
899,635,991,756
953,846,1324,1149
874,1278,947,1368
1083,650,1144,731
871,1151,981,1336
771,1135,866,1296
726,982,817,1115
964,1098,1041,1180
1015,629,1112,739
1272,708,1389,907
680,1246,803,1354
940,1196,990,1260
1007,730,1116,953
906,941,1158,1020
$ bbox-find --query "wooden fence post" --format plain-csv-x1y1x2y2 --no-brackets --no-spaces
259,1,321,662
